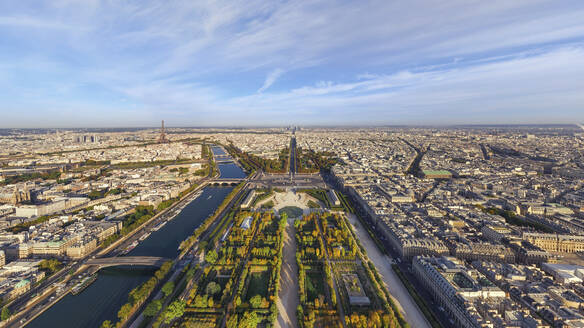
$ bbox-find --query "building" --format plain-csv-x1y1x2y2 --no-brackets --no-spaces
328,189,341,206
413,256,505,328
14,197,89,218
453,243,515,263
240,190,256,209
527,203,573,216
240,216,253,230
342,274,370,306
541,263,584,284
66,237,97,259
523,232,584,253
512,241,553,264
481,225,512,243
0,188,32,205
390,194,415,203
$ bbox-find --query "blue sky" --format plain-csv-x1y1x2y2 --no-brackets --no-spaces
1,0,584,127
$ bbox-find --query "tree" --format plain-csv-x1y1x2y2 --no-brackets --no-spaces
194,294,208,308
163,300,186,323
38,259,63,274
186,268,196,281
100,320,113,328
117,303,133,321
269,303,278,323
239,311,260,328
226,315,238,328
205,249,218,264
162,281,175,298
206,281,221,296
144,300,162,317
297,305,304,322
249,294,262,308
87,189,104,200
1,307,10,321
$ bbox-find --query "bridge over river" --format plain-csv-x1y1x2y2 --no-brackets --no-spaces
85,256,170,269
209,178,246,185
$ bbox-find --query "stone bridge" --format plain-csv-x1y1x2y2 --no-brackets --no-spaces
209,179,244,186
86,256,170,269
215,159,235,164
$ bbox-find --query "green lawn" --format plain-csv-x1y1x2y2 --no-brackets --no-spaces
244,270,269,301
279,206,303,218
305,271,325,302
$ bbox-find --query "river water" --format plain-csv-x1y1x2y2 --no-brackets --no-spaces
28,184,248,327
212,146,247,179
28,147,246,328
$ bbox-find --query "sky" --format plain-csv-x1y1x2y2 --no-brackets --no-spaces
1,0,584,127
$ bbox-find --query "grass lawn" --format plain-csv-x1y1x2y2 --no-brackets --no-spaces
244,270,269,301
305,271,326,302
307,200,320,208
279,206,303,218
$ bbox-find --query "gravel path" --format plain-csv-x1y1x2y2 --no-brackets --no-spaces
275,219,300,328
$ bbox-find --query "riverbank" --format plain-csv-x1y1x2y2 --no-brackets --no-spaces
98,180,209,257
24,187,234,328
7,184,208,328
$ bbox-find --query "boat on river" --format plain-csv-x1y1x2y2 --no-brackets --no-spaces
71,274,97,295
151,220,167,232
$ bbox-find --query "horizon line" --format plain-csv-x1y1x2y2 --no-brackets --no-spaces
0,123,582,130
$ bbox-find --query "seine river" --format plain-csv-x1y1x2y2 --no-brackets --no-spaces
212,146,247,179
28,152,245,327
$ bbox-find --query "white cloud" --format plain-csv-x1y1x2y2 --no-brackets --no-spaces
257,68,284,93
218,46,584,125
0,16,75,30
2,1,584,126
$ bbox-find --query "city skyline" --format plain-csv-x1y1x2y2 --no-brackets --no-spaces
2,126,584,327
1,1,584,127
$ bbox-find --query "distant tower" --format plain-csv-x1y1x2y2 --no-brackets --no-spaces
158,120,169,143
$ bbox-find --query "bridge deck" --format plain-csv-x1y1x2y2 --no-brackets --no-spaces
86,256,170,268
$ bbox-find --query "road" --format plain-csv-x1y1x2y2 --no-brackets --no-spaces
289,136,297,176
250,172,326,189
346,214,431,328
275,219,299,328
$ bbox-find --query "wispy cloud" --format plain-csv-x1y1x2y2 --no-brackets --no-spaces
1,1,584,127
257,68,284,93
0,16,75,30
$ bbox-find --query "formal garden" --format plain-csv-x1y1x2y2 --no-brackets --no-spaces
152,188,407,328
179,209,285,328
295,212,408,328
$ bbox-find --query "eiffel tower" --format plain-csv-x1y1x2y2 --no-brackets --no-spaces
157,120,169,143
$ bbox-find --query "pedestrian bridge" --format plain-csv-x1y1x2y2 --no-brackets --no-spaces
86,256,171,268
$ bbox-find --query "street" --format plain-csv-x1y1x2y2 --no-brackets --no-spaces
346,214,432,328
